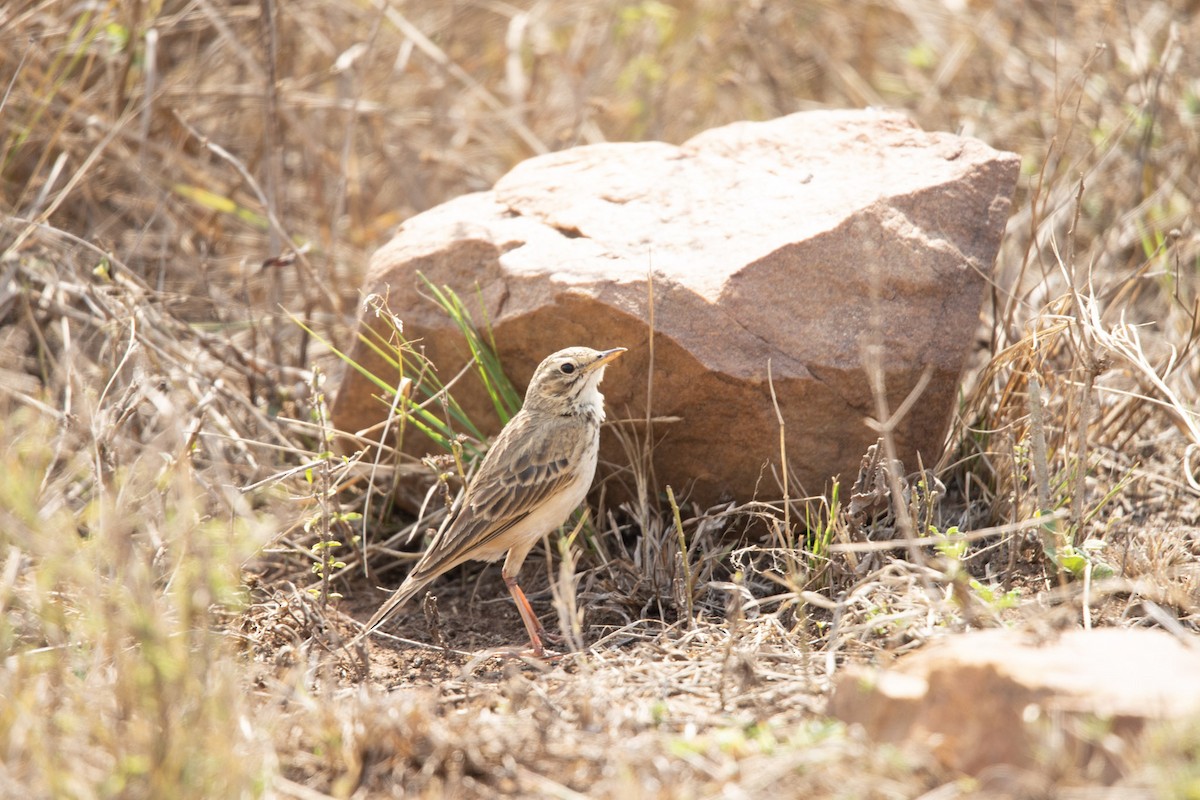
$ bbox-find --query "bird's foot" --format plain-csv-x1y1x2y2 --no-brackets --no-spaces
536,627,566,646
461,644,561,674
519,645,563,663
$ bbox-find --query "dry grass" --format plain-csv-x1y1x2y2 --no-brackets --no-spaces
3,0,1200,797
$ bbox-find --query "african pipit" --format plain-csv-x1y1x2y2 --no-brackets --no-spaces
358,346,627,657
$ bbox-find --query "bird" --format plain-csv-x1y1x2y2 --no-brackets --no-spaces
356,345,627,657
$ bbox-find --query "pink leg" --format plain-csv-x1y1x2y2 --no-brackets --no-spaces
503,573,547,657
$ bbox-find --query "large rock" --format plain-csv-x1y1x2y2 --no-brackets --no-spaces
828,628,1200,779
332,110,1019,507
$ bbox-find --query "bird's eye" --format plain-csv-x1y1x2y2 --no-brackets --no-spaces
559,363,576,375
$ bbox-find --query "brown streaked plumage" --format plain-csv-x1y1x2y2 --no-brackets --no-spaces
357,346,627,656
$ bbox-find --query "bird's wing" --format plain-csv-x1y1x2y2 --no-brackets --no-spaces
356,412,590,641
398,411,585,590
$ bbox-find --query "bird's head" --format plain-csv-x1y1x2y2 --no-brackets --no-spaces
522,346,627,413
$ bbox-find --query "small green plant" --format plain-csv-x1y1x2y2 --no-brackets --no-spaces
294,301,486,458
1051,540,1115,581
930,525,1022,612
418,274,521,423
304,517,360,601
931,524,966,561
807,480,840,562
969,579,1022,611
295,281,519,460
301,368,360,604
292,303,513,470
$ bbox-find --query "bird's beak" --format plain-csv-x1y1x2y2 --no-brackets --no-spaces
585,347,627,372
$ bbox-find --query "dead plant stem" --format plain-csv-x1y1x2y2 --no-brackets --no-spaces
766,360,791,546
666,485,694,625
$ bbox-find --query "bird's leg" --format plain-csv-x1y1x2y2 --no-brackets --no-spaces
503,572,550,657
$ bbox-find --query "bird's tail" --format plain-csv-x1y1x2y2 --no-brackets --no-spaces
353,574,428,644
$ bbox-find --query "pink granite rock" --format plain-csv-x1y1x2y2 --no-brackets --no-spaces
829,627,1200,779
332,110,1019,507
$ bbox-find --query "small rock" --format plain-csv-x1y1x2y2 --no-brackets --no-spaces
332,110,1019,507
828,628,1200,779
